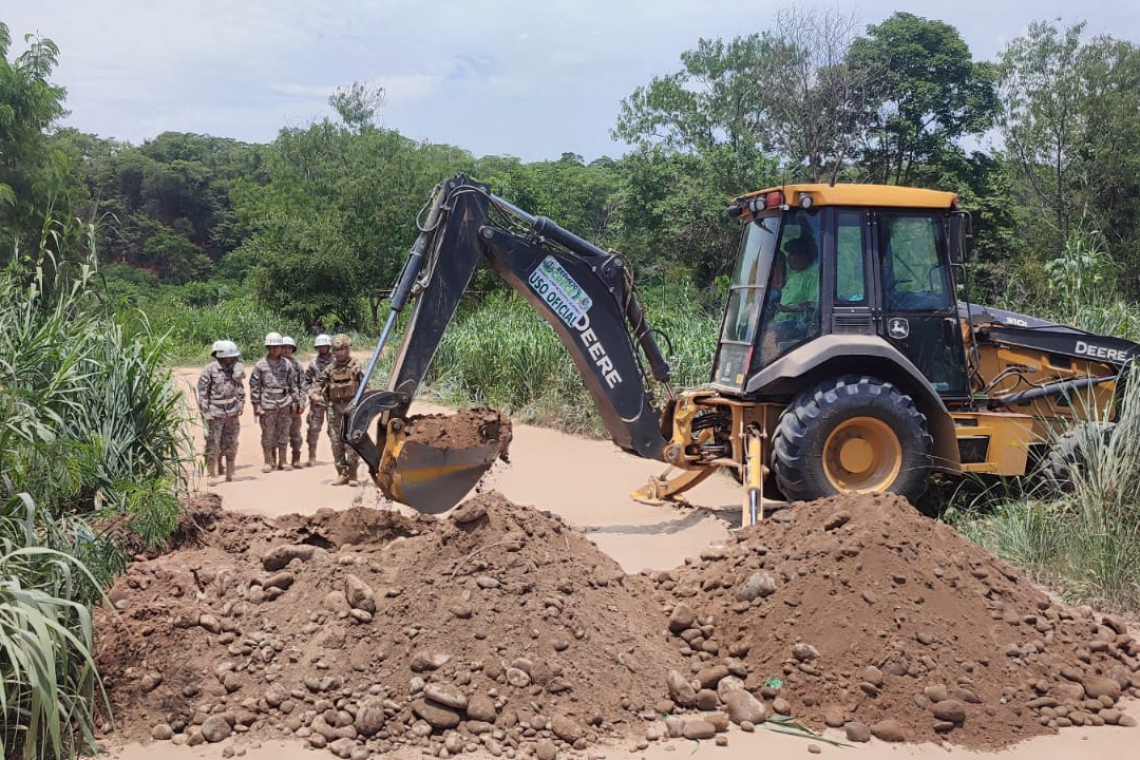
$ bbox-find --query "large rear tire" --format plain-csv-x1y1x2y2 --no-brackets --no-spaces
773,376,932,504
1045,421,1115,492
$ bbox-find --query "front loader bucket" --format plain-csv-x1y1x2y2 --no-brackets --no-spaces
375,408,511,514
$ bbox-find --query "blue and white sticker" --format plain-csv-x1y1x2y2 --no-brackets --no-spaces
528,256,593,328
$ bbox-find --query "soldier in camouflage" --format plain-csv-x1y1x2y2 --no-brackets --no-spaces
250,332,299,473
196,340,245,484
304,333,335,467
282,336,305,469
318,333,364,486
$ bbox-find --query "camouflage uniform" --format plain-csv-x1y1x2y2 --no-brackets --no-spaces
197,359,245,480
304,351,335,463
250,355,297,470
319,353,364,484
287,354,305,466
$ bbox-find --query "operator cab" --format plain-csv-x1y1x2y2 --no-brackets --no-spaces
713,184,971,399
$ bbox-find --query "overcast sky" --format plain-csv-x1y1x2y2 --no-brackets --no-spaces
4,1,1137,161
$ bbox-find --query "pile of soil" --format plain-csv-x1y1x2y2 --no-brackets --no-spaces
96,492,685,758
651,492,1140,748
96,490,1139,758
402,406,512,456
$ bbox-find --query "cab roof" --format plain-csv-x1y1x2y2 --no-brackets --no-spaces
737,183,958,211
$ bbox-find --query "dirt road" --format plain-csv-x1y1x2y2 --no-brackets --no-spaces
104,366,1136,760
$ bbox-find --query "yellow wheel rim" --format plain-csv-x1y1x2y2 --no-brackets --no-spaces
823,417,902,493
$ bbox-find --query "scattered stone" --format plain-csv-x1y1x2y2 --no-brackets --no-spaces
535,738,558,760
354,698,385,737
823,511,851,531
1082,676,1122,702
344,574,376,613
151,723,173,741
450,501,487,525
262,571,295,591
669,604,697,632
724,690,768,725
262,544,318,572
932,700,967,724
793,643,821,661
552,714,585,743
424,682,467,710
410,652,451,672
682,719,716,740
201,715,232,743
140,672,163,693
870,720,906,742
411,699,460,729
666,670,697,707
467,694,497,722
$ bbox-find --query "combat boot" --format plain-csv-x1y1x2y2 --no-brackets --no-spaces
347,464,360,487
307,445,318,468
262,448,274,474
332,468,350,486
291,449,302,469
225,456,235,482
278,445,291,471
206,457,218,479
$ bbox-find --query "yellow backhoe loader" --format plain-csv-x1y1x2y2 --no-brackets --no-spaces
344,176,1137,524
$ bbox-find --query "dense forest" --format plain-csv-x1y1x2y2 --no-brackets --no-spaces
4,11,1140,341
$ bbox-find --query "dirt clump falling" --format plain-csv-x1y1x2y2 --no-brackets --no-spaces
96,492,684,756
651,492,1140,748
401,406,512,454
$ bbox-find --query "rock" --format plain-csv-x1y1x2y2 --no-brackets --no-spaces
328,738,355,759
411,699,461,729
198,614,222,634
201,715,232,743
1082,676,1122,702
932,700,967,724
717,676,745,703
736,573,778,602
262,544,318,572
682,719,716,740
323,590,350,613
424,683,467,710
505,667,531,687
467,694,497,722
772,697,791,715
695,664,730,688
706,713,730,733
666,669,697,707
140,672,164,692
924,684,949,703
264,684,288,708
450,501,487,525
863,666,884,687
808,745,822,755
354,698,386,737
824,710,845,728
845,722,871,743
349,641,372,672
535,738,558,760
410,652,451,672
552,714,584,743
1102,614,1128,635
724,690,768,724
669,604,697,632
665,716,685,738
823,511,851,530
262,571,295,590
475,575,500,589
696,689,719,710
793,643,821,661
344,574,376,613
151,724,174,740
1119,715,1138,728
870,719,905,742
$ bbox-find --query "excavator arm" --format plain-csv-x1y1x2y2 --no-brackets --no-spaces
345,175,673,511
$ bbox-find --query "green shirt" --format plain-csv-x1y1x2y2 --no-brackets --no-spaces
775,264,819,321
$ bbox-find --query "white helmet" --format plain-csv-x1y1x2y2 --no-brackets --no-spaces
314,333,332,347
215,340,241,359
282,336,296,348
210,340,224,357
264,332,284,346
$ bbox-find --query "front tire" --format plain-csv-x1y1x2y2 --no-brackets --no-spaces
773,376,932,504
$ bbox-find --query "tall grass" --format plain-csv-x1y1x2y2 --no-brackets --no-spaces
1,220,190,758
425,291,719,436
955,372,1140,610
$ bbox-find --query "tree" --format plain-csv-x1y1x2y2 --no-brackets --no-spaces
329,81,385,132
847,12,998,186
0,22,73,247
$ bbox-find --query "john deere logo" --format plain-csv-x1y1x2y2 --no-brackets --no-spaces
888,318,910,339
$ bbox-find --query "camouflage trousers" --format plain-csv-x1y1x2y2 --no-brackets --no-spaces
327,402,359,470
259,407,291,450
306,403,327,449
289,409,304,453
204,414,240,460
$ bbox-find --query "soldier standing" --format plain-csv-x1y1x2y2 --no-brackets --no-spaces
282,336,306,469
304,333,335,467
249,332,297,473
318,333,364,486
196,340,245,484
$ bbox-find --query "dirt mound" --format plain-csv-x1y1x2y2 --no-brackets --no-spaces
96,492,685,756
403,406,512,454
652,493,1140,748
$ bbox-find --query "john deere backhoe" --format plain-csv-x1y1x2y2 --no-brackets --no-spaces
345,175,1138,524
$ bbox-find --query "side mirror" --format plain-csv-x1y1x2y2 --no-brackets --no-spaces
948,212,972,264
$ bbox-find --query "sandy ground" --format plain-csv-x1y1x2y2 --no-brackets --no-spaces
104,364,1138,760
